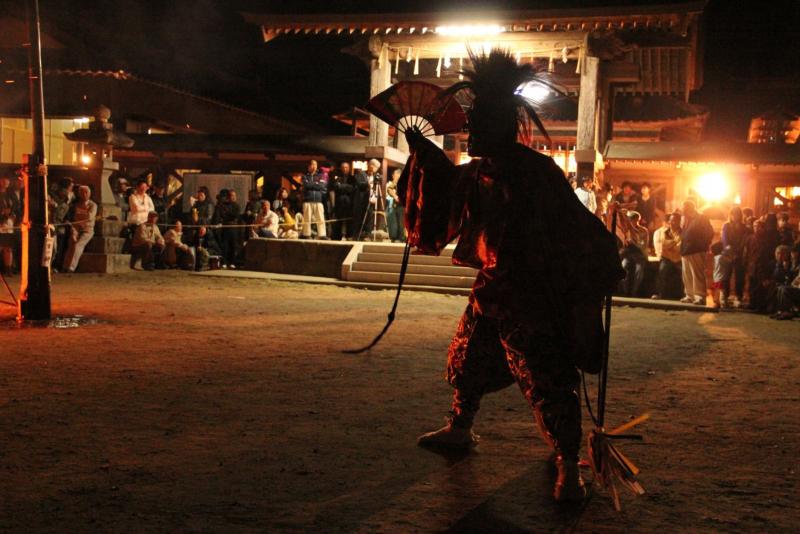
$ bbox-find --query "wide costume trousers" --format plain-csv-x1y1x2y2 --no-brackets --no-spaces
447,305,583,460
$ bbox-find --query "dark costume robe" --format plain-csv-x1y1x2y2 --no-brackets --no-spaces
400,137,624,458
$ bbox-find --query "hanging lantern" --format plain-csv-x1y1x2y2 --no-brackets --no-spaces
413,49,420,75
436,54,442,77
548,51,555,72
458,56,464,80
394,48,400,74
443,52,451,69
562,46,569,63
406,47,413,62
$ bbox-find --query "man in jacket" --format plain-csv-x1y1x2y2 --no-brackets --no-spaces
329,161,355,240
301,159,328,239
679,200,714,305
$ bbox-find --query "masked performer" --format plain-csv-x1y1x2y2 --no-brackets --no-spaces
402,50,624,502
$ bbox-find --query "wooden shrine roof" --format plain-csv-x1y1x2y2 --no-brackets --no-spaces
242,2,706,39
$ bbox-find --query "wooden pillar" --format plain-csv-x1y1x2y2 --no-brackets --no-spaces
368,36,390,148
575,53,601,183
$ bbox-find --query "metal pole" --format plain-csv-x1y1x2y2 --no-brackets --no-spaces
19,0,51,321
597,208,618,428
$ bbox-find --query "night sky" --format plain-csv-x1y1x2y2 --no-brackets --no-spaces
1,0,798,140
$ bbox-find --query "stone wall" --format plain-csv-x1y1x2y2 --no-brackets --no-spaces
244,239,353,279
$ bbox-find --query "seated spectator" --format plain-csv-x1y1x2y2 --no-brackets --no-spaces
131,211,165,271
163,221,194,270
272,187,291,213
62,185,98,273
652,212,683,299
251,203,279,238
190,225,222,271
771,244,800,319
50,186,72,270
277,205,300,239
244,189,264,225
745,214,781,312
619,210,649,297
710,242,733,309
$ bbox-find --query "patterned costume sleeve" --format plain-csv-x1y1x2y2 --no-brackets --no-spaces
399,137,463,255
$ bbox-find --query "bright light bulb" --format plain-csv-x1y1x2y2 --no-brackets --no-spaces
81,154,92,165
517,82,551,102
434,24,504,37
695,172,729,203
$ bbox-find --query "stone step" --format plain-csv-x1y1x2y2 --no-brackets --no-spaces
352,261,477,277
77,253,132,273
357,252,458,267
86,236,126,254
94,219,126,237
345,269,475,288
361,243,455,257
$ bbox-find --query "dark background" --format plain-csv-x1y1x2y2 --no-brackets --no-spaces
0,0,798,140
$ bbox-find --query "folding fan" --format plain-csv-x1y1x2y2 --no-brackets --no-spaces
366,81,467,137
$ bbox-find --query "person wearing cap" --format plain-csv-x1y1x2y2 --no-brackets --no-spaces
62,185,98,273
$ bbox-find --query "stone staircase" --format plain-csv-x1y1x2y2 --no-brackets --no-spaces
77,219,131,273
342,243,477,289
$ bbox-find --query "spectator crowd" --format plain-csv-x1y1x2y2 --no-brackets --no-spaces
575,178,800,320
3,163,799,321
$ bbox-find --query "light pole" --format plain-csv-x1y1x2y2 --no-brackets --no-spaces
19,0,52,321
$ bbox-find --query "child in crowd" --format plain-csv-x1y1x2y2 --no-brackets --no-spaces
711,241,733,309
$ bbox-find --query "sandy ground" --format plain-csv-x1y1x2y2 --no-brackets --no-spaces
0,272,798,533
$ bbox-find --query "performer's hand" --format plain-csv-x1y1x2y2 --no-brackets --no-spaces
405,127,425,153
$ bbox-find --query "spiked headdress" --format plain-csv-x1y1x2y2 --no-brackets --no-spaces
444,48,558,145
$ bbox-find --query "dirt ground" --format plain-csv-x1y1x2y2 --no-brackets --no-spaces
0,272,798,533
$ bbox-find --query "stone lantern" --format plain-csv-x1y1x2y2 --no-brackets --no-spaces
63,105,134,272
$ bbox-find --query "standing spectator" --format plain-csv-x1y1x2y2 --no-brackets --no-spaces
215,189,243,268
679,200,714,305
574,176,597,215
128,179,154,227
62,185,97,273
131,211,164,270
745,214,781,312
300,159,328,239
619,211,649,297
386,168,406,242
114,178,131,222
163,220,194,270
742,208,755,233
652,212,683,300
150,182,169,223
191,187,214,224
614,181,639,210
710,242,733,309
777,212,795,246
636,182,656,229
721,206,748,307
329,162,355,240
251,203,279,238
0,174,19,275
353,159,384,240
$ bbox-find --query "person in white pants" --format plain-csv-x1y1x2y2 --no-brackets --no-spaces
62,185,97,273
300,159,327,239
